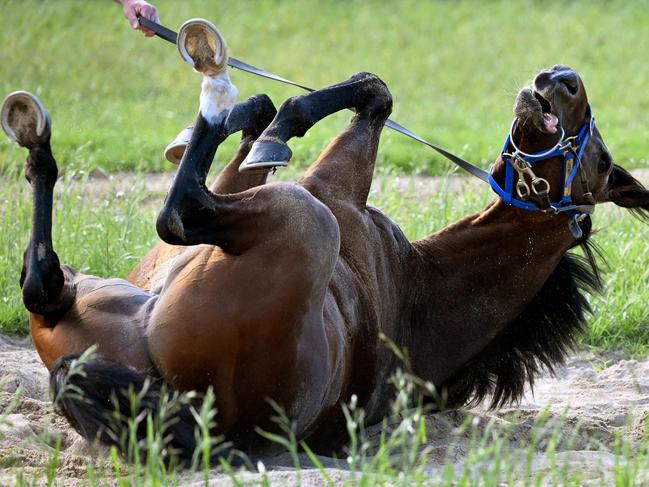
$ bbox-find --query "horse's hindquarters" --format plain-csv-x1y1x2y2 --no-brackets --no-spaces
147,184,343,437
147,248,338,438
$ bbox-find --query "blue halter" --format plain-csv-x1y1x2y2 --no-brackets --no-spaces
488,105,596,238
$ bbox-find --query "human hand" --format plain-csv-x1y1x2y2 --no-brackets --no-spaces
121,0,160,37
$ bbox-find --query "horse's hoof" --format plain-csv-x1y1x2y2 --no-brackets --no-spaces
239,140,291,173
164,125,194,164
177,18,228,77
1,91,51,148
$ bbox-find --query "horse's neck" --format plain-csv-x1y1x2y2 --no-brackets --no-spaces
408,199,575,384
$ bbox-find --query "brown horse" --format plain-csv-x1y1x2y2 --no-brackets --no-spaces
3,25,648,462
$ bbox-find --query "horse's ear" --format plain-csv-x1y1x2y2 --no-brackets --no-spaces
606,165,649,213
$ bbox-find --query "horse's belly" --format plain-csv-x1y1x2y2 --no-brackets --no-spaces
146,246,238,387
146,245,328,433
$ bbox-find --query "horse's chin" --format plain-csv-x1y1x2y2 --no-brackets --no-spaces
513,87,559,135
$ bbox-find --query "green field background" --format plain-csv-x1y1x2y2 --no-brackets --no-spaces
1,0,648,174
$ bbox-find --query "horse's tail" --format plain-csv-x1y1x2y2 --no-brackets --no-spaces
49,353,231,466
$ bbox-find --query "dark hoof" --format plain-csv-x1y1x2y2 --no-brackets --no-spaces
1,91,51,148
239,140,291,174
177,18,228,76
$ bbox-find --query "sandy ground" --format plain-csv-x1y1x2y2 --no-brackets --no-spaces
0,339,646,484
1,171,648,484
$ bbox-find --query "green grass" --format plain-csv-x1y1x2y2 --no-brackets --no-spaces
1,0,649,175
0,167,159,334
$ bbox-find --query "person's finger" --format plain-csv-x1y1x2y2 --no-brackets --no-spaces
123,6,140,29
139,5,157,21
133,5,159,35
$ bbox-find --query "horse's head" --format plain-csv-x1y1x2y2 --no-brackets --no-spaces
491,65,649,229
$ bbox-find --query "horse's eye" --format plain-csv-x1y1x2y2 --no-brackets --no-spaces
598,151,612,173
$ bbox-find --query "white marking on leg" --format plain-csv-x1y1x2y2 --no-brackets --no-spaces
37,242,46,261
200,73,238,125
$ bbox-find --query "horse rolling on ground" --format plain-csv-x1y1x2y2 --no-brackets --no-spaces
3,23,648,463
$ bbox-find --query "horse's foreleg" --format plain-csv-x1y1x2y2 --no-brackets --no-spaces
243,72,393,207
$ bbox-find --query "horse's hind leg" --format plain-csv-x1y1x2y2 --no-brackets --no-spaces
1,92,75,316
129,95,278,289
242,72,392,208
155,76,332,253
131,25,278,288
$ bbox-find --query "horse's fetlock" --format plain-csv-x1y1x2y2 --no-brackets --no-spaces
349,71,376,83
251,93,276,115
248,94,277,135
25,148,57,183
359,85,392,118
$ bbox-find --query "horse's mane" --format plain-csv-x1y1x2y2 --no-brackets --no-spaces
441,217,604,409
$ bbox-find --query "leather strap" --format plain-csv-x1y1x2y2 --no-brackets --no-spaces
139,17,178,43
138,17,490,182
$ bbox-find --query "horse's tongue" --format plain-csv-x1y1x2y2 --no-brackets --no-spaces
543,113,558,133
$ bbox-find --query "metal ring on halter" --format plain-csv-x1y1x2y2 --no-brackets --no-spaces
531,177,550,195
507,119,566,160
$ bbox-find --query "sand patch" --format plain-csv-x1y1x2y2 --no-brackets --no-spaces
0,335,645,484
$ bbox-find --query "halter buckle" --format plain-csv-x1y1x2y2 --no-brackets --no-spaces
512,155,549,199
568,215,583,240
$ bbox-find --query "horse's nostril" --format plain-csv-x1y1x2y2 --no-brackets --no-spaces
551,70,579,95
534,72,552,91
561,79,578,95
